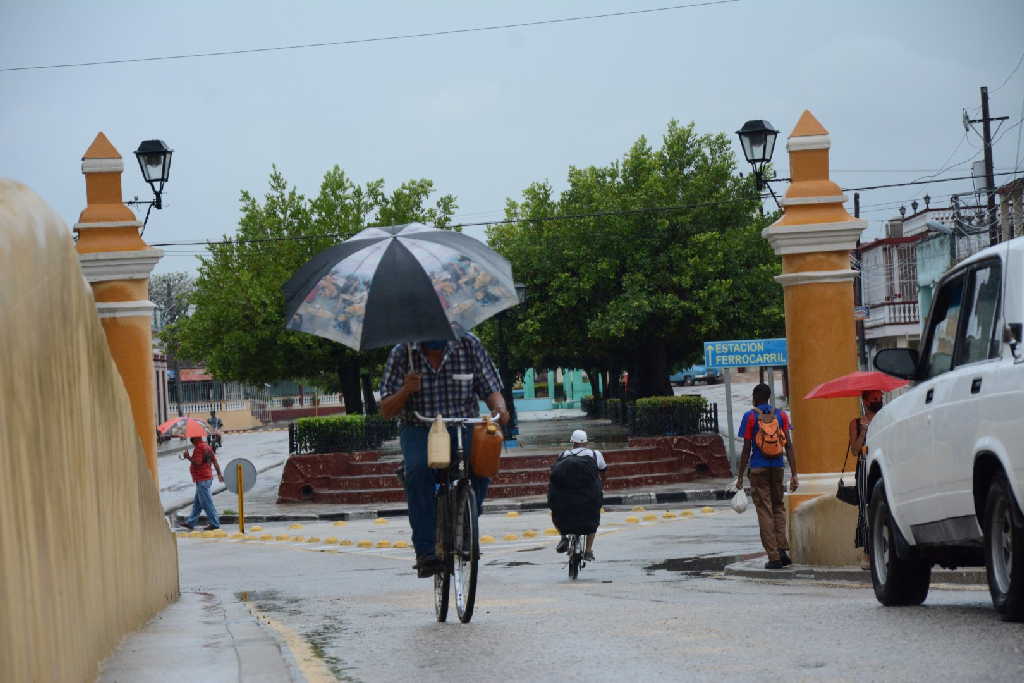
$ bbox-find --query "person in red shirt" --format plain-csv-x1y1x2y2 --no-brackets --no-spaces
179,435,224,530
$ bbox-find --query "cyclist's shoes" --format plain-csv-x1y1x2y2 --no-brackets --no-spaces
555,536,569,554
414,554,441,578
584,551,595,562
779,550,793,567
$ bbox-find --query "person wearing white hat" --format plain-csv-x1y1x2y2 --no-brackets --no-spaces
553,429,607,560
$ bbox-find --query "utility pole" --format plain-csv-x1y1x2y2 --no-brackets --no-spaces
968,86,1009,246
853,192,868,370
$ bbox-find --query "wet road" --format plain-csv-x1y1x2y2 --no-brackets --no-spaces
174,504,1024,682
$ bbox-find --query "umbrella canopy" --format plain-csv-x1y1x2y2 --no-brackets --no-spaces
804,371,909,400
282,223,518,351
157,416,209,439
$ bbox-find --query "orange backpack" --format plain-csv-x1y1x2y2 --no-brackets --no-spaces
753,407,787,457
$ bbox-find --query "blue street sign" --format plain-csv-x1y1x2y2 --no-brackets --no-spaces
704,338,788,369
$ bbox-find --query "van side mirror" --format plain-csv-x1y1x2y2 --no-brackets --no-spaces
874,348,920,380
1004,323,1023,356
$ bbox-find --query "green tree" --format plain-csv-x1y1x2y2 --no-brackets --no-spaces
488,121,784,399
173,166,456,413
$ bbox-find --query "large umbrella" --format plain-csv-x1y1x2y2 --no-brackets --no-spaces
804,370,909,400
157,416,209,439
282,223,518,351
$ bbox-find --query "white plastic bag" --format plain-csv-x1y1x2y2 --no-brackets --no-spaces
730,489,749,514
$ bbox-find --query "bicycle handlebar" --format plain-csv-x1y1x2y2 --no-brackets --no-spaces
413,411,500,424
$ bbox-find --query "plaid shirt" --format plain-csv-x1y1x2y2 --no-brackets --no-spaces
380,333,503,424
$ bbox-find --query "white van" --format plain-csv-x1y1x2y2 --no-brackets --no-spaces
868,235,1023,620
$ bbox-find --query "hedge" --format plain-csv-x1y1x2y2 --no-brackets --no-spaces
291,414,398,454
632,395,710,436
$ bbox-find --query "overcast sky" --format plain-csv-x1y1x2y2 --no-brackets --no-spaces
2,0,1022,275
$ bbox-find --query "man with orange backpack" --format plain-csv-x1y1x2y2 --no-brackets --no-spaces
735,383,799,569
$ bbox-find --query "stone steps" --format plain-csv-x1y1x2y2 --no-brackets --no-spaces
277,434,729,505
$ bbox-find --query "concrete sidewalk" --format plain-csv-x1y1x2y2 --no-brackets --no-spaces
98,592,296,682
724,557,986,585
175,462,741,525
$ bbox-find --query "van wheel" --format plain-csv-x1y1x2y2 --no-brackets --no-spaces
869,479,931,606
984,474,1024,621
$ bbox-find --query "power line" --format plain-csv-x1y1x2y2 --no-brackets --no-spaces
992,49,1024,94
1,0,740,73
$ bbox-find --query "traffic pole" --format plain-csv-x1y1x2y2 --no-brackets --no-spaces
723,368,737,474
237,462,245,534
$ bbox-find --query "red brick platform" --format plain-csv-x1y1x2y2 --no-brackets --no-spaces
276,434,728,505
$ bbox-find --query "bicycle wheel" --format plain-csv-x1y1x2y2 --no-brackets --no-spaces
434,492,450,623
453,483,479,623
568,536,581,580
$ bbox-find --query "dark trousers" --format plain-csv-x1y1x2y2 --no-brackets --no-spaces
749,467,788,561
400,424,490,557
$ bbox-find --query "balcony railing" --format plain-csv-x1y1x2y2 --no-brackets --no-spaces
864,301,920,328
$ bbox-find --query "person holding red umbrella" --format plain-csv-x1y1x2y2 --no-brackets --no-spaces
849,389,885,569
179,433,224,531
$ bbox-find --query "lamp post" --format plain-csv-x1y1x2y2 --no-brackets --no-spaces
736,120,780,209
127,139,173,231
498,283,527,443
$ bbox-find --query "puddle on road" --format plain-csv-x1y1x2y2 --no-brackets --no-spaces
236,590,359,681
643,553,762,576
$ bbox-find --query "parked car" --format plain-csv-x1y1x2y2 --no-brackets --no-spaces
867,236,1024,620
669,365,722,386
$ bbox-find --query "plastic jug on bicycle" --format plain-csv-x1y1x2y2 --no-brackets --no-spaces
379,333,509,578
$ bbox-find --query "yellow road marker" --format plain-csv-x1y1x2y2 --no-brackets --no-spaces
544,528,560,536
642,514,658,522
503,533,519,541
200,530,215,538
505,511,520,518
662,512,677,519
324,537,339,544
260,535,274,541
376,540,391,548
701,506,715,514
374,518,388,525
357,540,373,548
291,536,306,542
231,532,245,539
214,530,228,538
523,529,538,538
625,516,640,524
631,506,646,512
680,510,694,517
394,540,410,548
339,539,353,546
242,602,334,683
306,537,321,543
250,525,263,532
332,520,348,527
480,535,496,544
288,523,304,530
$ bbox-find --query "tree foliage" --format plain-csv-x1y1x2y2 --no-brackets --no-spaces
488,121,784,398
172,166,456,412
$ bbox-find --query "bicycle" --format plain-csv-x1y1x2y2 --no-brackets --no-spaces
566,533,587,580
414,411,497,624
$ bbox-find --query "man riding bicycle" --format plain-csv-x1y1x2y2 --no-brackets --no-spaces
380,332,509,578
551,429,606,561
207,410,224,449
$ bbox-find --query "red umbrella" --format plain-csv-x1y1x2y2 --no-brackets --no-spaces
157,416,209,439
804,371,909,400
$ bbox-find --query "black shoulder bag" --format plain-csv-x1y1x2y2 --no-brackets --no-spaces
836,428,861,506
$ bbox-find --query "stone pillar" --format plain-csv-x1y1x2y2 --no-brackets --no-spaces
762,111,867,565
75,133,163,483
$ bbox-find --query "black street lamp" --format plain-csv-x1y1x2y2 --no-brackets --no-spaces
128,139,173,230
498,283,528,443
736,120,780,209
